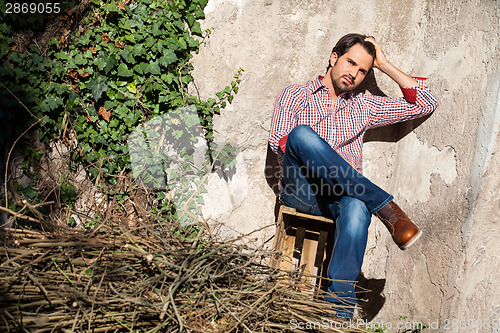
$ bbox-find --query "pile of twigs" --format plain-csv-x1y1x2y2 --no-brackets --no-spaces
0,219,367,333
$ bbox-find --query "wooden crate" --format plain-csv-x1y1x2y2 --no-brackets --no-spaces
272,205,336,292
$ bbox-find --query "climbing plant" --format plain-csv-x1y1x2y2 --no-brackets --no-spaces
0,0,242,225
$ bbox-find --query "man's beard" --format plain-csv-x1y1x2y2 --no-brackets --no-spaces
331,72,355,93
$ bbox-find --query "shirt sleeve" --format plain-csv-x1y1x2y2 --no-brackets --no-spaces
269,85,303,154
364,78,439,129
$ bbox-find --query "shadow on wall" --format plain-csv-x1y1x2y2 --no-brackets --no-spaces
264,145,282,220
263,71,431,319
359,70,432,143
356,272,386,321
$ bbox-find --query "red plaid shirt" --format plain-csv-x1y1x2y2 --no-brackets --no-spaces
269,76,439,173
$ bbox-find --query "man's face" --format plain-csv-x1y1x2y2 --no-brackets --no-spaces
328,43,373,93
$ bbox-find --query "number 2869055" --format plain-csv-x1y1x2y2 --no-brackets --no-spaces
5,3,61,14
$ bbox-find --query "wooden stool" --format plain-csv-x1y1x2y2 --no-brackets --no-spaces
272,205,336,293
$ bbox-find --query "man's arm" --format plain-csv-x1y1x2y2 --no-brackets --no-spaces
362,37,439,128
269,85,302,154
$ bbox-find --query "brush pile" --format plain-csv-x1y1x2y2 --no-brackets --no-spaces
0,219,366,333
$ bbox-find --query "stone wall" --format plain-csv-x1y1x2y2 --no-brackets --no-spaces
190,0,500,330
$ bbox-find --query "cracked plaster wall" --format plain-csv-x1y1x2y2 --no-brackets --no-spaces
190,0,500,328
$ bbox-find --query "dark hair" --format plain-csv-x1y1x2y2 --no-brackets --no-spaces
326,33,376,72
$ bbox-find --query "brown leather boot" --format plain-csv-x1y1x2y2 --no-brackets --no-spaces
375,201,422,250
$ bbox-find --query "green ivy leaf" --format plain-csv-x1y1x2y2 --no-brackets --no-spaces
119,19,132,31
32,54,43,65
133,63,144,74
129,18,144,29
118,63,134,77
159,49,177,66
190,21,202,36
74,53,85,65
7,52,22,64
126,82,137,94
141,61,161,75
162,72,175,84
119,46,136,64
87,76,109,101
44,95,62,110
207,98,216,107
133,44,145,57
96,51,117,74
178,37,187,49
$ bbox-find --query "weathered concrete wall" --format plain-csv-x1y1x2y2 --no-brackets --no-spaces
191,0,500,329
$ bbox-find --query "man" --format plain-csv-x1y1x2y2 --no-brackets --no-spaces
268,33,439,318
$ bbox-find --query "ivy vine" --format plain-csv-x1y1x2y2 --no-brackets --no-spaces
0,0,242,225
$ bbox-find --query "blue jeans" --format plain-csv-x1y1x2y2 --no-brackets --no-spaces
280,125,393,318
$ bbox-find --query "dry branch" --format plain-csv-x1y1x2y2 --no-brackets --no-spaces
0,221,369,333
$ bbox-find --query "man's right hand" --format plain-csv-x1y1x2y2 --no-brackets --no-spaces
365,36,418,88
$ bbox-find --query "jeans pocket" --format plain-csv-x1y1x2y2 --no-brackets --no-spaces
334,201,342,218
281,189,318,215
